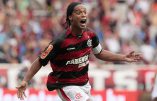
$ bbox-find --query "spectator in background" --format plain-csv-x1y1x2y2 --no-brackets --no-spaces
0,0,156,65
0,75,7,88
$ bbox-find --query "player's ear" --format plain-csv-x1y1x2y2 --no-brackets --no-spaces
69,16,72,21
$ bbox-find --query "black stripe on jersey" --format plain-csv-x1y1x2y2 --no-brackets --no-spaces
91,35,99,48
47,80,88,91
50,65,88,79
56,39,91,54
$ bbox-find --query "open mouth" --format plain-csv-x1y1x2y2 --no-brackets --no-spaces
80,19,87,24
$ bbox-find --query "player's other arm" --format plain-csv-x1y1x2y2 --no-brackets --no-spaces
95,50,142,62
16,58,42,100
16,43,54,100
23,57,42,83
22,42,54,83
90,29,142,63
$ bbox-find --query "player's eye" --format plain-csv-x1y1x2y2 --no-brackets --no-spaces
74,10,81,15
73,10,86,15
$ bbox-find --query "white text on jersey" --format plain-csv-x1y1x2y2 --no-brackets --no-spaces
66,55,89,65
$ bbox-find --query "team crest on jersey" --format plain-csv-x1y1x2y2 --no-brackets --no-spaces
40,44,53,59
87,39,92,47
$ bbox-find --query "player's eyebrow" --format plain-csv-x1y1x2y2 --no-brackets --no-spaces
74,7,86,11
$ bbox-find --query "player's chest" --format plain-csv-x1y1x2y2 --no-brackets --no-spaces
61,36,92,51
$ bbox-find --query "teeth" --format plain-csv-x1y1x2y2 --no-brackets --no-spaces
82,19,86,21
80,19,86,23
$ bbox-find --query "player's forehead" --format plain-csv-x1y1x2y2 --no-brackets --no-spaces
73,4,86,11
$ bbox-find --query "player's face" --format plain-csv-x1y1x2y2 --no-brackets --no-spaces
70,4,87,29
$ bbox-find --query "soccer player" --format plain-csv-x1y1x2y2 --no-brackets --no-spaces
16,2,142,101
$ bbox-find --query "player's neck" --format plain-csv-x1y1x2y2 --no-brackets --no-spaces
70,26,83,36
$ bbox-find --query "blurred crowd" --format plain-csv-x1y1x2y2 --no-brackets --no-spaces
0,0,157,65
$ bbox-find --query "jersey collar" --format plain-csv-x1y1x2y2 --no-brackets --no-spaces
66,27,83,38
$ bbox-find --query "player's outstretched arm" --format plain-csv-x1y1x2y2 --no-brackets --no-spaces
16,57,42,100
95,50,143,62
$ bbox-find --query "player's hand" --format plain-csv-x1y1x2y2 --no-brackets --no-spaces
124,51,143,62
16,80,28,100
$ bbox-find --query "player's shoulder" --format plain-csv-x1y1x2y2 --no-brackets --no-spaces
85,27,95,33
52,30,67,45
85,27,97,37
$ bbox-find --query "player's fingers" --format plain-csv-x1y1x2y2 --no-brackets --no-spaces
19,91,24,100
23,91,26,98
130,59,137,62
17,88,21,99
135,54,143,60
17,87,25,100
126,51,135,58
17,90,20,98
18,91,22,99
129,51,135,55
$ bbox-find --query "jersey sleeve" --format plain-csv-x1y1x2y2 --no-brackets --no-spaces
38,41,56,66
91,32,103,54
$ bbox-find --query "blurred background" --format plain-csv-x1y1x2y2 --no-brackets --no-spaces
0,0,157,101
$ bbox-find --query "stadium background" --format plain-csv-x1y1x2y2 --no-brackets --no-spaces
0,0,157,101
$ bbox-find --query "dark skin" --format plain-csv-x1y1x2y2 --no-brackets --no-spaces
16,4,143,100
153,98,157,101
69,4,87,35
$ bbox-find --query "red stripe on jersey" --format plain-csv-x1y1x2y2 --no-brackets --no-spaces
61,32,92,48
59,89,71,101
47,76,57,84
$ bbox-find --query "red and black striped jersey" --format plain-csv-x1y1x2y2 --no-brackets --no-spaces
39,28,102,91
